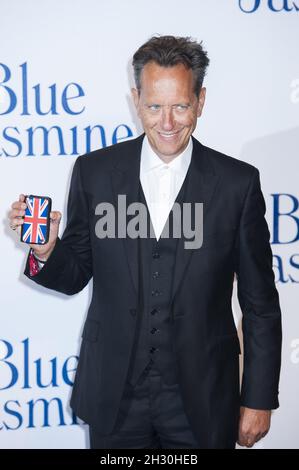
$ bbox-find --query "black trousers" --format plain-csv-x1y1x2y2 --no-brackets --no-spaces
89,369,200,449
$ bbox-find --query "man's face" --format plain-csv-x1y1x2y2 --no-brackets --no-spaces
132,62,206,162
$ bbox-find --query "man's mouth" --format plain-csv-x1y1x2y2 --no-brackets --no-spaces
157,130,181,140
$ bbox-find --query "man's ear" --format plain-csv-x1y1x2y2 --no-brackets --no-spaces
197,87,206,117
131,88,140,110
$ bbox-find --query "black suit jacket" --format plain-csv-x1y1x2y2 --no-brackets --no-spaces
25,134,282,448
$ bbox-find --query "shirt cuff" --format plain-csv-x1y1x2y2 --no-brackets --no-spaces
29,249,46,276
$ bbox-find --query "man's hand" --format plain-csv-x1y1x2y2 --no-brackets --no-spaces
238,406,271,447
8,193,61,261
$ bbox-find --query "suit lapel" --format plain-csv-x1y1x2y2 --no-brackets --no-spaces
110,134,144,296
171,137,220,304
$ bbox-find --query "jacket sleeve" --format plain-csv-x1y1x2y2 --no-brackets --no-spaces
24,156,92,295
235,168,282,410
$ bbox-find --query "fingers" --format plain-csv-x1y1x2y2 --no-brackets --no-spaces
49,211,62,224
9,216,24,229
237,434,256,447
11,201,26,212
9,197,27,233
238,430,268,448
9,206,26,219
10,195,27,217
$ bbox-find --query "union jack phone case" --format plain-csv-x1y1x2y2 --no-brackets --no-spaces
20,195,52,245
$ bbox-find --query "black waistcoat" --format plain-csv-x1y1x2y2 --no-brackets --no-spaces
127,169,190,387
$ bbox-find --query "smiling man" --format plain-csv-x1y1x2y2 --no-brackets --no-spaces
131,61,205,163
9,35,282,449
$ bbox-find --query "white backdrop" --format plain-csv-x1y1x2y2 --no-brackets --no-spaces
1,0,298,449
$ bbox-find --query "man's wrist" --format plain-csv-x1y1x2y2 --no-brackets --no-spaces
31,249,50,263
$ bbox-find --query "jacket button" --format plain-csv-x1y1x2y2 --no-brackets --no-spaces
152,252,160,259
150,327,160,334
151,290,161,297
129,308,137,316
150,347,159,354
150,308,159,315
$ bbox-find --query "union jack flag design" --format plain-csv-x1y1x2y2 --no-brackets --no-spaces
22,196,50,244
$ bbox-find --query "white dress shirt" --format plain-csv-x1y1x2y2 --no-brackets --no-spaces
140,136,193,241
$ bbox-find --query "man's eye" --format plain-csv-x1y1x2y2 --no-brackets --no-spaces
148,105,161,111
174,104,189,111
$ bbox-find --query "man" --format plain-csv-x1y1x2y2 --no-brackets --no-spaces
9,36,282,449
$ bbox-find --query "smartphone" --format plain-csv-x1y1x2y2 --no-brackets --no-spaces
20,195,52,245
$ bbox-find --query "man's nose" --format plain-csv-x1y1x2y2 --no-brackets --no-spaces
160,107,175,131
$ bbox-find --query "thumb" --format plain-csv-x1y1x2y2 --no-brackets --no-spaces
50,211,62,225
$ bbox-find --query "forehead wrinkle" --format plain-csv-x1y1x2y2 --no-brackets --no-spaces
141,79,193,106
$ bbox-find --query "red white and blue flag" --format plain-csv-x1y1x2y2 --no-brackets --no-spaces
22,196,49,244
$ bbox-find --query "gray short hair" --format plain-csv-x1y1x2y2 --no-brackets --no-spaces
132,35,210,97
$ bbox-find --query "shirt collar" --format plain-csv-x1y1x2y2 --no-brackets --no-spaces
141,135,193,176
